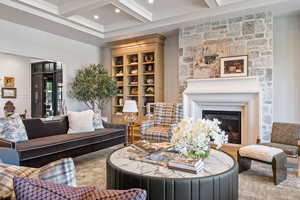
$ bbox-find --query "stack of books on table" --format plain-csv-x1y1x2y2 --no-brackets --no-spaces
168,156,204,174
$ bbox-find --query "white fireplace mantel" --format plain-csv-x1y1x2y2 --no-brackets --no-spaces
183,76,262,146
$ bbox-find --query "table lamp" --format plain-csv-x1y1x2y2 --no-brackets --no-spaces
122,100,138,125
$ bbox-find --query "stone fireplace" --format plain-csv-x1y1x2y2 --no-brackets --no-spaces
183,77,261,146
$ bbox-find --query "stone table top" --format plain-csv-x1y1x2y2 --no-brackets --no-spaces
108,146,235,179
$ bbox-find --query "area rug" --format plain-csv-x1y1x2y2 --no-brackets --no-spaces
74,146,300,200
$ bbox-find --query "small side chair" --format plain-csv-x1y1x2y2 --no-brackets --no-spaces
259,122,300,176
140,103,183,143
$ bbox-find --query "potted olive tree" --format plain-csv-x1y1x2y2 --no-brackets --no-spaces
69,64,117,128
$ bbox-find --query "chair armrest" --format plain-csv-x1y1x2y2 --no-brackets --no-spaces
102,120,128,142
0,139,15,149
0,147,20,165
140,120,154,135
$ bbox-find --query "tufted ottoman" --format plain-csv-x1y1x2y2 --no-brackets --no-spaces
238,144,287,185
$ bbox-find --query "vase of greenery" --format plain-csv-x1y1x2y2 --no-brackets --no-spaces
69,64,118,129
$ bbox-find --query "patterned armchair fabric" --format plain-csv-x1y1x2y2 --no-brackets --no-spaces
141,103,183,142
262,122,300,157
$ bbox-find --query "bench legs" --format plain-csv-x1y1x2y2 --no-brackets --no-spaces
272,152,287,185
238,151,287,185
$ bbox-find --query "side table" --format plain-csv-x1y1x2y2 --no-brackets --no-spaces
128,123,141,143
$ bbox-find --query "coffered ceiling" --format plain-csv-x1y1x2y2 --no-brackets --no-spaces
0,0,299,46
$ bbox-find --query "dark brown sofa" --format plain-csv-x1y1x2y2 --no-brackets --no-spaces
0,116,127,167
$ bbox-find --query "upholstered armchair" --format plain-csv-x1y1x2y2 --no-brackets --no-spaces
141,103,183,142
259,122,300,176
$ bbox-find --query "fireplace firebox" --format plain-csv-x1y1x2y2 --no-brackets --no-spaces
202,110,241,144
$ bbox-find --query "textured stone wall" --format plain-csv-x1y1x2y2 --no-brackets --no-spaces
178,12,273,141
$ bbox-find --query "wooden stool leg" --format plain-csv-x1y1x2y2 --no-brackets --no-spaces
238,151,252,172
272,152,287,185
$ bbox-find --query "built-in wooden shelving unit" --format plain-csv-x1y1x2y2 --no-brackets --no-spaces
110,34,165,123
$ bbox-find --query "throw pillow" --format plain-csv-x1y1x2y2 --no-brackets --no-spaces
67,110,95,134
0,114,28,142
13,177,147,200
0,163,38,199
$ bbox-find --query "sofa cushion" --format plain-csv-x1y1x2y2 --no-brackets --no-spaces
14,177,146,200
262,143,298,157
0,114,28,142
16,128,124,161
68,110,95,134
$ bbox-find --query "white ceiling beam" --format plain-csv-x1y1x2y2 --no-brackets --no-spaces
68,15,104,32
204,0,221,8
59,0,111,17
113,0,152,22
0,0,104,38
14,0,59,14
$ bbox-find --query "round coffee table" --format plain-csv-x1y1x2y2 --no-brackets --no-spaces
106,146,238,200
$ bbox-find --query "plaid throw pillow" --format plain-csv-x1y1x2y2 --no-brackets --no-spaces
37,158,76,187
0,163,37,199
13,177,147,200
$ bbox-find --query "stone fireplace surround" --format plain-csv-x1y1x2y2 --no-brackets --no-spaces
183,77,261,146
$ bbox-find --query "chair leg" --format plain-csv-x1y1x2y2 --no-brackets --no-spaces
272,152,287,185
238,151,252,172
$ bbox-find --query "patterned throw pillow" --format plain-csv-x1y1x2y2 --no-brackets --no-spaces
0,158,76,199
0,114,28,142
0,163,38,199
13,177,147,200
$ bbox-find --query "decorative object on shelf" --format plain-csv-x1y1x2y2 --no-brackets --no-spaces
129,55,138,64
171,119,228,159
144,54,154,62
1,88,17,98
193,50,219,79
117,88,123,95
220,55,248,78
123,100,138,125
145,87,154,94
145,77,154,84
3,101,15,117
145,64,154,72
130,68,138,75
115,57,123,65
117,81,123,86
130,87,138,95
20,109,27,119
69,64,118,129
4,77,15,87
116,69,123,76
118,98,123,106
130,77,138,85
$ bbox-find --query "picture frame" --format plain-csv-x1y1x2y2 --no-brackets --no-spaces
220,55,248,78
1,88,17,99
4,77,15,87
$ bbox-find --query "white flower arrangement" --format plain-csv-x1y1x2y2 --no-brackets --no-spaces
171,118,228,159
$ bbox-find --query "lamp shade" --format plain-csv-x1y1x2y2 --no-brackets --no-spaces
122,100,138,113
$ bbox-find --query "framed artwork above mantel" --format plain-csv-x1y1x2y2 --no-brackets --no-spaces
220,55,248,78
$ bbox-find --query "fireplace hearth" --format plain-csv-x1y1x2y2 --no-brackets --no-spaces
203,110,241,144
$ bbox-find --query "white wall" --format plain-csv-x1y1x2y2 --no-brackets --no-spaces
0,53,31,117
274,15,300,123
0,19,101,113
164,33,179,103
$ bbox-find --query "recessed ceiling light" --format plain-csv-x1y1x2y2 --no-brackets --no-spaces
115,8,120,13
93,15,99,19
148,0,154,4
